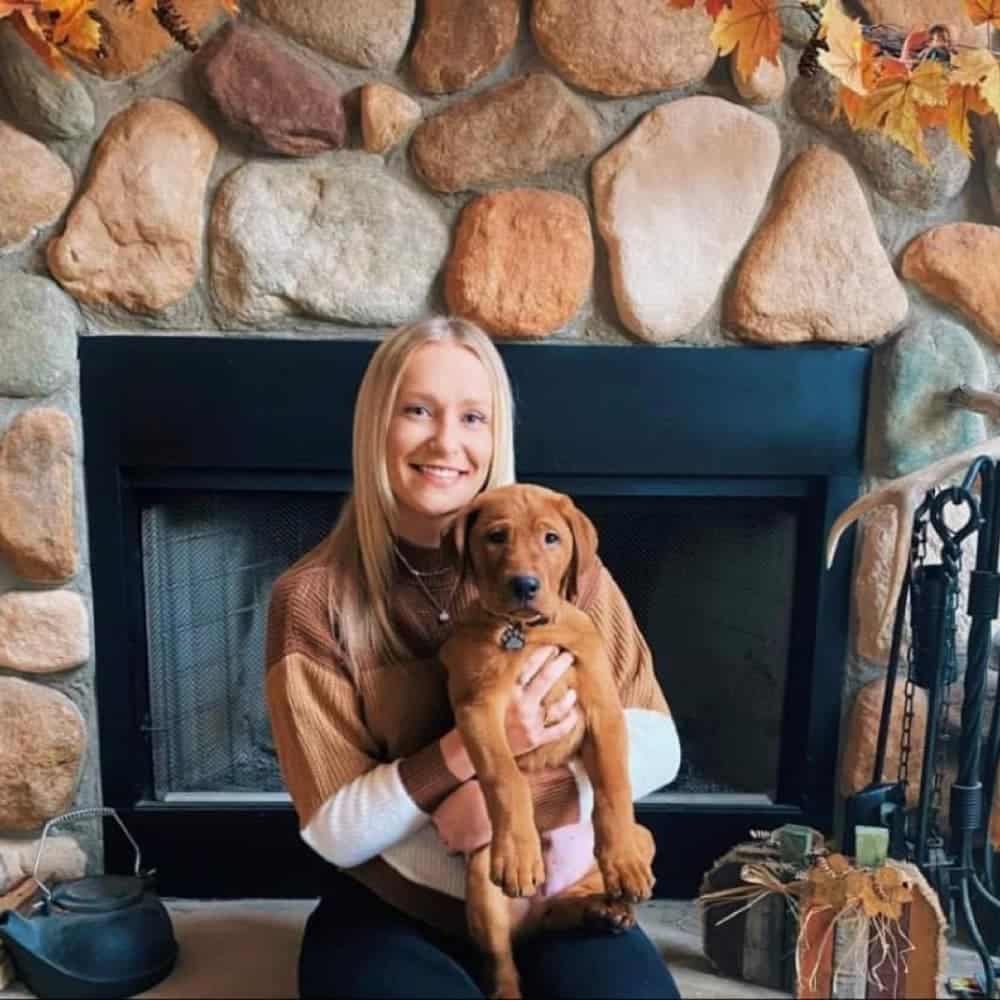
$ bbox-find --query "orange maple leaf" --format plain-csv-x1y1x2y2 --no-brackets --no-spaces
935,84,990,157
712,0,781,80
0,2,36,17
666,0,726,14
965,0,1000,28
41,0,101,54
11,8,71,74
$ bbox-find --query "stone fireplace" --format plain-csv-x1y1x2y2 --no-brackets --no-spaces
2,0,1000,905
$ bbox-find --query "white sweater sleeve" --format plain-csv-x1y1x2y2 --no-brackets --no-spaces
301,707,681,870
301,759,429,869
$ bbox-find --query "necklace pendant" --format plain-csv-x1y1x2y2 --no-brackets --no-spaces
501,625,525,651
438,609,450,624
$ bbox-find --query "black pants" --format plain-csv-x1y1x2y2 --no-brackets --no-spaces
299,873,682,999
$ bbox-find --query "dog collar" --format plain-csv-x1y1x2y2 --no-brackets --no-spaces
491,612,548,651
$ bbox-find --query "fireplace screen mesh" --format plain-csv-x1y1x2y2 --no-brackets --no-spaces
142,492,344,799
141,491,797,803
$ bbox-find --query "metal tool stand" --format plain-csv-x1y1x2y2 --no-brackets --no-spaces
874,458,1000,997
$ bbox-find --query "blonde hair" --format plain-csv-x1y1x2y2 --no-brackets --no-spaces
297,317,515,671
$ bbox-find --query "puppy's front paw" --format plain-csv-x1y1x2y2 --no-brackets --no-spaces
597,844,655,903
491,822,545,898
583,897,636,933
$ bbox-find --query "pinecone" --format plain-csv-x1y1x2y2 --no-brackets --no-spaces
798,33,828,79
153,0,200,51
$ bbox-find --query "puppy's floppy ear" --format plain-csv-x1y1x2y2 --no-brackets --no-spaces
560,496,598,603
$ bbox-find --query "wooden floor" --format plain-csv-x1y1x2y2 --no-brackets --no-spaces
0,897,987,998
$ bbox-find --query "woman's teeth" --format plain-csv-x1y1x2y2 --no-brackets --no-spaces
417,465,462,481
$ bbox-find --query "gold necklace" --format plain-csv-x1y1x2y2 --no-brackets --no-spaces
394,544,460,625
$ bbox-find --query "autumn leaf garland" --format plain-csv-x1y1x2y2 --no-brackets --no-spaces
667,0,1000,162
0,0,238,73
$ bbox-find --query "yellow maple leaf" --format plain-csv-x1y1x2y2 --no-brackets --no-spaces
835,83,868,127
40,0,100,54
942,84,990,156
818,0,869,94
712,0,781,81
965,0,1000,28
856,60,949,165
952,47,1000,117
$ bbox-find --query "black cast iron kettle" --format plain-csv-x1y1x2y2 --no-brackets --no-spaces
0,808,178,999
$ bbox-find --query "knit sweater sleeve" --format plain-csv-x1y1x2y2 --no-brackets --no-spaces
580,562,681,798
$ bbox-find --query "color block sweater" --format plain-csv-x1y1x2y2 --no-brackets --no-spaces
265,539,680,937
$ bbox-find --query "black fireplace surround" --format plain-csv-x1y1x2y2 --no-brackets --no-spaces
80,337,869,898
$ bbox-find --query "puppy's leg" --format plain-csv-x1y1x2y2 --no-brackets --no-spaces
454,698,545,898
575,663,656,903
468,846,521,999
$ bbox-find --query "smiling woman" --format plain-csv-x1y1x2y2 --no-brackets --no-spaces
264,316,681,999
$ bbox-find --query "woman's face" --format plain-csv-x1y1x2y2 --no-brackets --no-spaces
386,340,495,546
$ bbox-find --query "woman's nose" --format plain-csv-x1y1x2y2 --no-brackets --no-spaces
431,416,461,453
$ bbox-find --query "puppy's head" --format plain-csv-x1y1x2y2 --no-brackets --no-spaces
447,484,597,619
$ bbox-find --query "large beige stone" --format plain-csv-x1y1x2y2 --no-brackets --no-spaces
0,409,77,584
0,591,89,674
726,146,908,344
531,0,716,97
72,0,224,79
255,0,415,70
0,677,85,832
361,83,422,155
210,153,449,326
47,98,218,314
860,0,982,46
841,676,927,808
446,189,593,338
411,74,602,193
592,95,780,343
0,122,73,254
411,0,519,94
0,835,86,894
901,224,1000,346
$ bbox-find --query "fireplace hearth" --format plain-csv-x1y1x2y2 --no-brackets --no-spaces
81,337,869,897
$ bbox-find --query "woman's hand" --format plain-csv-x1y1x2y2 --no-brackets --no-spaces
505,645,579,757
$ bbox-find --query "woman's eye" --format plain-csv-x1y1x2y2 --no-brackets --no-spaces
544,531,560,545
404,404,429,417
487,529,507,544
463,411,488,425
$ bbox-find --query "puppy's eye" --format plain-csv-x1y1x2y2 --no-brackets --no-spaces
486,528,507,544
544,531,560,545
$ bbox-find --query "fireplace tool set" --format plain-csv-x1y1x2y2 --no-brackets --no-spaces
844,455,1000,996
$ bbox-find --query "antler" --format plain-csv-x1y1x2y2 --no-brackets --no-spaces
826,386,1000,640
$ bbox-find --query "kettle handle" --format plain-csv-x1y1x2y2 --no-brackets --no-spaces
32,807,144,902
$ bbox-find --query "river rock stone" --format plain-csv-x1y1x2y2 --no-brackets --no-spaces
901,223,1000,346
47,98,218,313
0,123,73,254
361,83,421,154
0,677,85,831
726,146,908,344
877,319,987,477
199,23,345,156
446,189,593,338
0,590,89,674
412,0,519,94
592,95,780,343
0,275,79,398
412,74,601,193
732,53,786,105
791,69,970,211
0,409,77,583
72,0,223,79
255,0,415,70
211,152,448,326
531,0,716,97
0,835,86,895
0,22,94,139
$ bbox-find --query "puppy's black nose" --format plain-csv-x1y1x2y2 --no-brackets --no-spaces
509,575,540,602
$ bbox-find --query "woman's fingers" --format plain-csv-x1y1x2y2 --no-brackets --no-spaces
540,704,581,744
517,644,560,688
544,688,577,725
522,649,573,699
